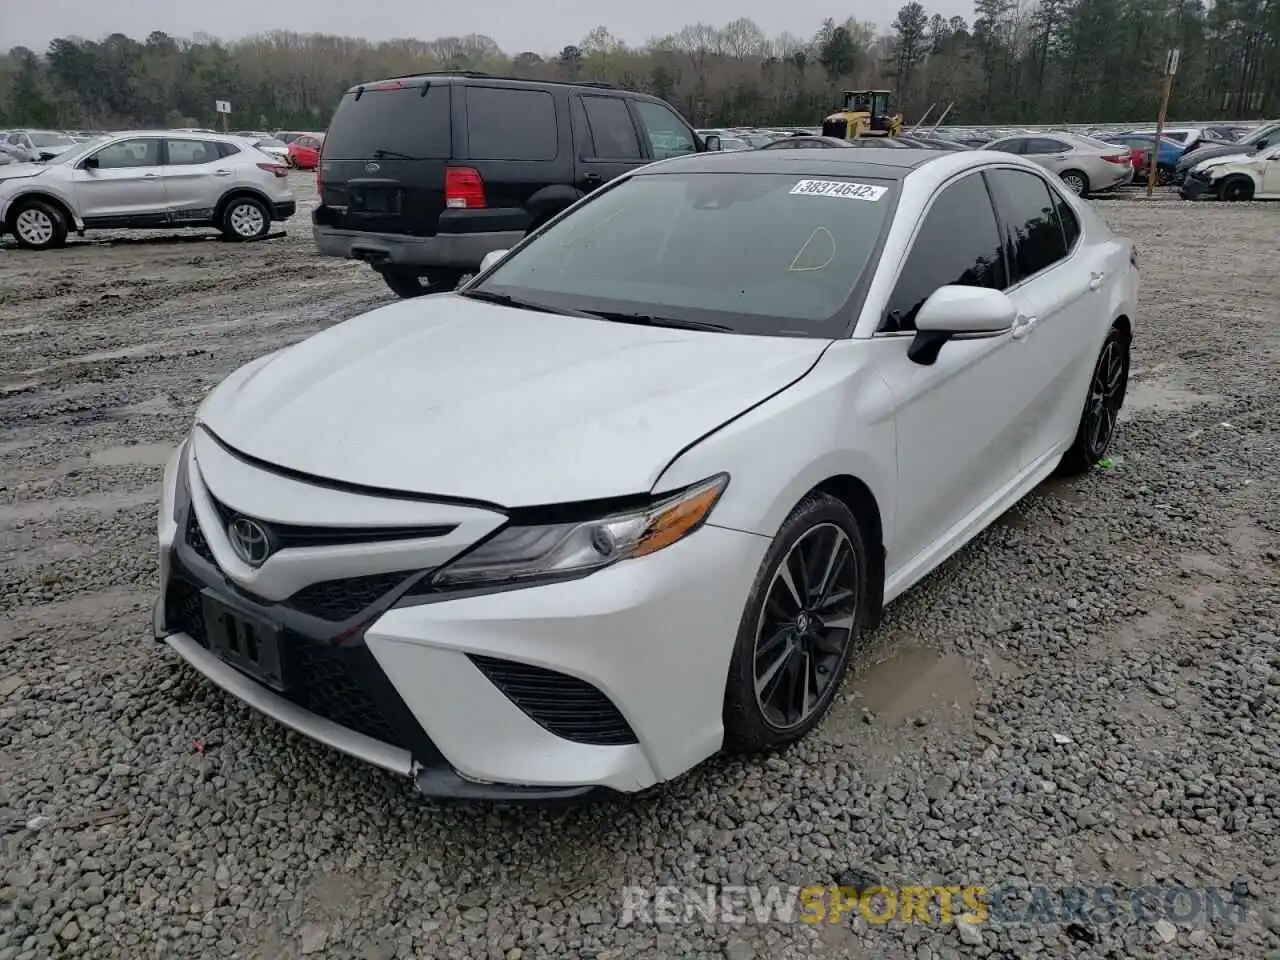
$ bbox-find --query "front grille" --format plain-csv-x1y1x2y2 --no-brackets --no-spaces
186,512,217,565
288,642,407,747
163,575,414,751
287,571,416,622
204,492,455,551
167,580,208,646
469,655,638,746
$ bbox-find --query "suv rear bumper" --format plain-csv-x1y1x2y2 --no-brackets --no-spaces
312,224,523,270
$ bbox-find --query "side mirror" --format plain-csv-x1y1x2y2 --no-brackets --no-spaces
703,135,721,152
908,285,1017,366
81,155,99,169
479,249,509,274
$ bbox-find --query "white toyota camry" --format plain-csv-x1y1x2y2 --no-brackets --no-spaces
155,147,1138,798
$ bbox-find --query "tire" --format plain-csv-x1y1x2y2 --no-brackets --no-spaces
377,266,463,298
1057,324,1130,476
1060,169,1090,198
1219,176,1254,202
723,492,869,753
219,196,271,241
10,199,68,250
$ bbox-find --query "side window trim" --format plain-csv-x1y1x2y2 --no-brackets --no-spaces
873,169,1003,336
983,164,1080,291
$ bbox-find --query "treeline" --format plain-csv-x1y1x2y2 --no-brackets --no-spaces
0,0,1276,131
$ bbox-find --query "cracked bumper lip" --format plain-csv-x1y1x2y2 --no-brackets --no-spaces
161,630,605,801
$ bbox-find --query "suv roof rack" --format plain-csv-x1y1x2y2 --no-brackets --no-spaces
369,71,617,90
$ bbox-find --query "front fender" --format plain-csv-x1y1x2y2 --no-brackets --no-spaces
653,341,897,544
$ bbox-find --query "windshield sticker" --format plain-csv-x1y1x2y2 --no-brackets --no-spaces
790,179,888,202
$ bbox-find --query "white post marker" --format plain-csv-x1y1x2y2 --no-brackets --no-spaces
215,100,231,114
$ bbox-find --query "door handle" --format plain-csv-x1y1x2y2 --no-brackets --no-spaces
1010,314,1038,340
143,173,159,178
213,169,232,177
583,172,602,184
1089,271,1105,291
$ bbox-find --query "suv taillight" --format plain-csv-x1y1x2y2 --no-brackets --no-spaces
446,166,486,209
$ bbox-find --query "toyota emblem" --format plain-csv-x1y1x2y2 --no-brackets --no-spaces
228,517,271,567
364,162,380,173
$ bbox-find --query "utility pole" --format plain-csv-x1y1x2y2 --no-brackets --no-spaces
1146,49,1178,197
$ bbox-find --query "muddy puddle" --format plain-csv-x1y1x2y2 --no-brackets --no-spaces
1120,379,1219,421
88,442,174,468
846,646,977,724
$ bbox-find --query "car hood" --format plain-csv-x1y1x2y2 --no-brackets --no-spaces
1179,143,1250,169
197,294,830,506
0,164,47,182
1194,152,1253,172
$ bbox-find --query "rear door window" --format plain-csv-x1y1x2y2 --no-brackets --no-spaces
580,96,642,160
465,87,558,161
989,138,1026,154
985,168,1068,283
322,84,451,160
166,139,220,165
1025,138,1070,154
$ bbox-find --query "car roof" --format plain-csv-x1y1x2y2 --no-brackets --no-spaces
344,72,622,95
645,148,947,179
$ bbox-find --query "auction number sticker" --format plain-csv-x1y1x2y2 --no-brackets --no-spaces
790,179,887,202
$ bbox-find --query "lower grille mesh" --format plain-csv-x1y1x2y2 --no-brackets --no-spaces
469,655,638,746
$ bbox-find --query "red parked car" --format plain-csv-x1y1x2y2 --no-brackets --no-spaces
287,134,323,170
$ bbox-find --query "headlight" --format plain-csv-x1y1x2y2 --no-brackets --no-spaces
430,473,729,589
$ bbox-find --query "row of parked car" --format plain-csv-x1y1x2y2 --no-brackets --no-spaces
0,127,327,171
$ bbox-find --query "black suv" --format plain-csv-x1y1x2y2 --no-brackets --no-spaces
312,72,720,298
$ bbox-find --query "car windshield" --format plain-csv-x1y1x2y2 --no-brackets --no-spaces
30,132,75,147
474,170,897,338
1244,125,1280,145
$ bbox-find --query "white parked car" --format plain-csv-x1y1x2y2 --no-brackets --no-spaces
0,131,296,249
155,148,1138,798
1180,141,1280,201
249,137,291,164
5,129,78,160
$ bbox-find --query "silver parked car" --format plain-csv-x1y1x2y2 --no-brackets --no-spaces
0,131,296,250
5,130,79,160
984,132,1134,197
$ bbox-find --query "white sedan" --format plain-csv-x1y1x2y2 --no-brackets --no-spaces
155,147,1138,798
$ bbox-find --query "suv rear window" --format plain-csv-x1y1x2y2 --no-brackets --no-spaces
466,87,557,161
322,84,451,160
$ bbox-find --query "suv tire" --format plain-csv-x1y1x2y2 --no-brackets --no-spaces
220,196,272,242
378,267,463,298
10,199,68,250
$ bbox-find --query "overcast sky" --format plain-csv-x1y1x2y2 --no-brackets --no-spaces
3,0,975,55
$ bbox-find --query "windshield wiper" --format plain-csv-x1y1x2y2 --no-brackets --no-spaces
582,311,732,333
371,148,420,160
456,289,598,319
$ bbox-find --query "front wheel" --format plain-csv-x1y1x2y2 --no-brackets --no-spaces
10,200,68,250
220,197,271,241
723,493,869,752
377,266,463,298
1057,325,1129,475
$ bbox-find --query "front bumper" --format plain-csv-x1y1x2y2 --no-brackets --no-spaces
1179,173,1214,199
155,437,767,797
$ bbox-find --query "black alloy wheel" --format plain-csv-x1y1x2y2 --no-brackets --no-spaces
753,522,860,729
723,492,869,751
1058,325,1129,475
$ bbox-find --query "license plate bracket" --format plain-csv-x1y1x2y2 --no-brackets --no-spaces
350,187,399,214
202,593,287,692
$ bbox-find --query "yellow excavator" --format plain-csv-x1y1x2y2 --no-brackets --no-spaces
821,90,904,140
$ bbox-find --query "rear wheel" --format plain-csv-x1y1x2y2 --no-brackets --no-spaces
723,493,869,752
1060,169,1090,197
1058,325,1129,475
1219,176,1254,202
377,266,463,298
10,200,68,250
220,197,271,241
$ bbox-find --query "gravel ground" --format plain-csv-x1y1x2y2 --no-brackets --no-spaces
1,175,1278,960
